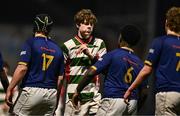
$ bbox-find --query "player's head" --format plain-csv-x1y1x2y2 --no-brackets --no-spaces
74,9,97,26
33,14,53,36
165,7,180,33
74,9,97,39
118,25,141,47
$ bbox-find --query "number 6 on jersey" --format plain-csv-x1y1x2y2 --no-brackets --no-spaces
124,67,134,84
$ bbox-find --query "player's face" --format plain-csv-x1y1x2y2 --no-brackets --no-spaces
77,22,94,39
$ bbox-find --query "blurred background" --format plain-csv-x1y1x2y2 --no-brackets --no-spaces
0,0,179,114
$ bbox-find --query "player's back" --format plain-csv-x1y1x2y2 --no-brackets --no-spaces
103,48,143,99
20,37,64,89
149,35,180,92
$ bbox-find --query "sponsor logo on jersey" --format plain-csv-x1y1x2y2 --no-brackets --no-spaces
40,47,56,53
149,48,154,53
20,51,26,56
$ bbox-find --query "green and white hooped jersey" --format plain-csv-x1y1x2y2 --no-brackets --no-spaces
61,35,106,101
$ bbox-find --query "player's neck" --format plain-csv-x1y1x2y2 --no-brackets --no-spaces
167,29,180,37
121,47,134,52
77,31,91,40
76,33,92,43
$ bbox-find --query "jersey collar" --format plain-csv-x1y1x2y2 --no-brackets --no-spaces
75,35,93,44
35,33,47,38
121,47,134,53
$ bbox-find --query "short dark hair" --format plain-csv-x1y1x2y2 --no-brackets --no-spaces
74,9,97,26
33,14,53,35
166,7,180,33
119,25,141,46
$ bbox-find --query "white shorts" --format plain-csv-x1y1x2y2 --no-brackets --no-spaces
156,91,180,115
13,87,57,116
64,92,101,116
96,98,137,116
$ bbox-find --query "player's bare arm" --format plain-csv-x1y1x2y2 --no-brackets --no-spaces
0,70,9,92
5,64,27,106
72,67,96,108
57,75,64,96
57,75,64,88
124,65,152,104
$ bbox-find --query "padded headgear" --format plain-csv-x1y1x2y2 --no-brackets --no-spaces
33,14,53,34
119,25,141,46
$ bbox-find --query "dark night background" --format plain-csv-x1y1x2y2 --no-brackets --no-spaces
0,0,179,115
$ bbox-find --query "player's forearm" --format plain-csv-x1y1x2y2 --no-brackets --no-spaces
57,75,63,93
86,53,99,64
76,68,96,93
0,71,9,92
128,65,152,92
8,65,27,91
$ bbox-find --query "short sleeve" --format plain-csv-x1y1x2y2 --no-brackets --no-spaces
145,38,162,67
97,40,107,57
93,52,112,74
61,43,69,62
18,39,32,65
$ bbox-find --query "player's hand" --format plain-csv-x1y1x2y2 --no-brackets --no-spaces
123,89,131,105
72,92,80,110
5,88,13,107
76,44,90,55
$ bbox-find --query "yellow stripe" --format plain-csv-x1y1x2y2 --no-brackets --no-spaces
91,66,97,70
176,53,180,57
144,60,152,66
18,62,27,66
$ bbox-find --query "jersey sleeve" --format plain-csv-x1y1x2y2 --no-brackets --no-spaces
0,52,3,71
145,38,162,67
97,40,107,57
61,43,69,62
92,52,112,74
18,39,32,65
59,52,65,76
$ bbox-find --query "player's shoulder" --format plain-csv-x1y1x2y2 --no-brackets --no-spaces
94,37,104,42
152,35,167,43
48,38,59,46
105,49,119,56
24,37,35,46
62,38,76,50
63,38,74,44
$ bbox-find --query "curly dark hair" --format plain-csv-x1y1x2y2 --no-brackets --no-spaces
74,9,97,26
166,7,180,33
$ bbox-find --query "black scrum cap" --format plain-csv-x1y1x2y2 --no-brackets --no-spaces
33,14,53,34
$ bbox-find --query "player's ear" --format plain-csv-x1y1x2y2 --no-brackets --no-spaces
165,20,169,32
118,33,122,47
118,33,122,44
